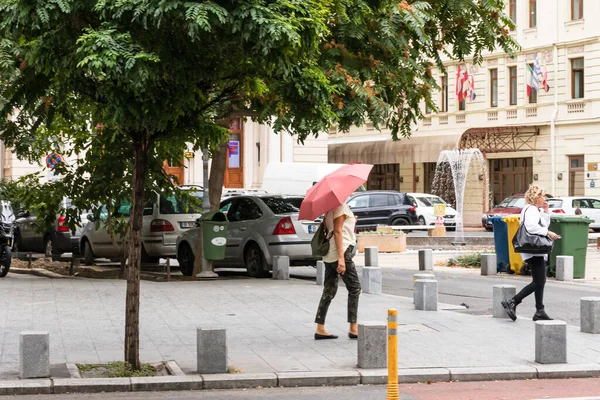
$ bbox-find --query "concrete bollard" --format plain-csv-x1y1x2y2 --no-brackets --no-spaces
413,273,435,304
364,246,378,267
481,253,497,276
580,297,600,334
357,322,387,368
362,267,382,295
493,285,516,318
272,256,290,280
20,332,50,379
197,327,227,373
418,249,433,271
556,256,574,281
316,260,325,286
414,279,438,311
535,320,567,364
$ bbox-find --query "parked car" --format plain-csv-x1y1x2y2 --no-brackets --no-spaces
547,196,600,232
176,195,319,277
80,189,202,265
406,193,457,229
14,198,89,257
482,193,553,231
345,191,419,232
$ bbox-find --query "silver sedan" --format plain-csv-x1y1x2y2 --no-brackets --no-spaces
176,195,320,277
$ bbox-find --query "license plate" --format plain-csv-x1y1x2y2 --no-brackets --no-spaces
308,224,318,234
180,221,195,229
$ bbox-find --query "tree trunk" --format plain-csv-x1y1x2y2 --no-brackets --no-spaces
124,133,151,370
208,138,228,211
192,225,204,276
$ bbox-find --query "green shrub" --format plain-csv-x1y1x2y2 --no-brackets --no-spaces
447,253,484,268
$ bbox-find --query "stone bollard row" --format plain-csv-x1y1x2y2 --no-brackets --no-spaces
581,297,600,334
418,249,433,271
556,256,574,281
362,267,382,295
414,279,437,311
20,331,50,379
197,327,227,373
357,322,387,369
535,320,567,364
480,253,497,276
272,255,290,280
316,260,325,286
364,246,378,267
492,284,516,318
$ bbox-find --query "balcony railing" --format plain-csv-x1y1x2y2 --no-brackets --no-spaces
525,107,537,118
487,111,498,121
507,109,517,120
456,114,466,124
439,115,448,125
423,117,432,126
567,101,585,114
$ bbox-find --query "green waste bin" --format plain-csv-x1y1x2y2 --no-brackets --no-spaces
201,211,228,261
548,215,592,279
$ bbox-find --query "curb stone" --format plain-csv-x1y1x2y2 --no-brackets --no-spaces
65,364,81,379
202,373,277,390
165,360,186,376
1,366,600,394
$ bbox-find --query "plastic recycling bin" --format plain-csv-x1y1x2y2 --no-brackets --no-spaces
502,215,525,275
200,211,228,261
548,215,592,279
490,216,509,273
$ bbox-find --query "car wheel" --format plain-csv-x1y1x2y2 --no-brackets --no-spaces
0,245,11,278
418,216,426,226
485,226,493,232
141,246,160,264
178,243,195,277
244,243,269,278
83,240,94,266
391,218,410,233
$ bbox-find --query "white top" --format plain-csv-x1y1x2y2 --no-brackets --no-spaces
519,204,551,261
323,203,356,263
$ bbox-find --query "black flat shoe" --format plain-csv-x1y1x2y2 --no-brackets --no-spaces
314,333,338,340
533,310,553,321
348,332,358,339
501,299,517,321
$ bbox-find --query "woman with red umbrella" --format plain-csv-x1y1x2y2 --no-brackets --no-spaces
299,163,373,340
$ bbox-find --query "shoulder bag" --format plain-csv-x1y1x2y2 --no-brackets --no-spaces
512,206,553,254
311,221,333,257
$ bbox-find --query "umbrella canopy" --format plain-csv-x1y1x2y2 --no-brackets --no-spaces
299,163,373,221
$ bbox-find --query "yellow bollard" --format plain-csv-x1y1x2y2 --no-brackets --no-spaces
387,308,399,400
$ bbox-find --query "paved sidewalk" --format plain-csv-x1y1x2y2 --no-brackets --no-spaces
2,269,600,381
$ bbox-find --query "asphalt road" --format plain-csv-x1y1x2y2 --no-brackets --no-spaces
380,267,598,325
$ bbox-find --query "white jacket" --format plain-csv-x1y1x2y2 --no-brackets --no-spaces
519,204,551,261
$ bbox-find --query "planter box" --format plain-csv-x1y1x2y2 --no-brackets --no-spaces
357,234,407,253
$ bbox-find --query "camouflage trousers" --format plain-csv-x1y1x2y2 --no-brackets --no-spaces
314,245,361,325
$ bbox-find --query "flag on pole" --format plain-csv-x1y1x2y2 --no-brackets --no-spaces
468,73,476,101
455,65,464,102
534,53,550,92
526,63,539,97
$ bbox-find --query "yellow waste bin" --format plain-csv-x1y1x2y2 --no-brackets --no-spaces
502,215,525,275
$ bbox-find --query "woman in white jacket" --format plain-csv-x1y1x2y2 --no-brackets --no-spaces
501,185,559,321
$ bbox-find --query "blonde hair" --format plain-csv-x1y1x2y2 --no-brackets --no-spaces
524,184,545,205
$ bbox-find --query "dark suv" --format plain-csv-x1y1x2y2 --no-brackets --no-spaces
346,191,419,232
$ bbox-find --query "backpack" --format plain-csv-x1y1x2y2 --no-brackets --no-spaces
311,221,333,257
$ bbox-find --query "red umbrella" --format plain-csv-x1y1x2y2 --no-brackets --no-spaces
299,163,373,221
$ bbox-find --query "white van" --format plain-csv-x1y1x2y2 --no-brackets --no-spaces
262,162,354,196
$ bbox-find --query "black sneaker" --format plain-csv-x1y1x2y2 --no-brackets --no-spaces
533,310,553,321
501,299,517,321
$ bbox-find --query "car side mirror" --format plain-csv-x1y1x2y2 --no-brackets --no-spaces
86,213,96,222
195,217,202,228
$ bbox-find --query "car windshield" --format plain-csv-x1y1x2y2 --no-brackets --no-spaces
547,199,563,208
262,197,302,214
417,196,447,207
159,192,203,214
498,197,526,208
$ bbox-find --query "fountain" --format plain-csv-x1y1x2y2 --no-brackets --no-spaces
432,149,487,245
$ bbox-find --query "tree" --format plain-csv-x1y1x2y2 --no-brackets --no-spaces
0,0,516,369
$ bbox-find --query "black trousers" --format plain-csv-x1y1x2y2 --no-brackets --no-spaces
513,256,546,311
314,246,361,325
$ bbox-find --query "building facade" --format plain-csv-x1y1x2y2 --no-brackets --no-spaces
329,0,600,226
1,118,328,190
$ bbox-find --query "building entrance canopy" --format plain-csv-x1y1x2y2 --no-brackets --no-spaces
328,125,542,164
